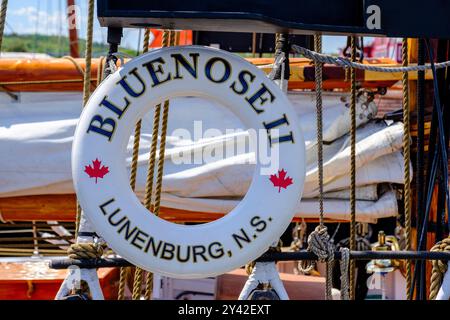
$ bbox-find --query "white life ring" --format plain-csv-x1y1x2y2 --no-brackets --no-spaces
72,46,306,278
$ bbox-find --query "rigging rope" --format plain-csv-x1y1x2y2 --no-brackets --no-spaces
118,29,151,301
0,0,8,52
82,0,94,107
144,30,177,300
402,38,412,300
243,34,290,296
415,38,426,299
349,36,357,300
62,56,85,76
315,35,324,232
291,44,450,72
307,225,335,299
61,55,98,92
75,0,94,240
339,247,350,300
298,35,335,300
297,37,440,300
67,242,103,260
59,0,101,300
131,30,177,300
130,29,165,301
96,56,106,87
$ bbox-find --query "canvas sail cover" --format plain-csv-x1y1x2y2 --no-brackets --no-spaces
0,91,404,223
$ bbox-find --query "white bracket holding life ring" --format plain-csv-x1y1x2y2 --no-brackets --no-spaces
55,214,104,300
72,46,306,279
238,261,289,300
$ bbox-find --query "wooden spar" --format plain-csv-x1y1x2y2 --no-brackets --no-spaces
0,57,423,92
0,58,101,92
66,0,79,58
0,194,345,224
0,194,218,222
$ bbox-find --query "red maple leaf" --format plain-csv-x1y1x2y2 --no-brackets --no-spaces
84,158,109,183
269,169,293,193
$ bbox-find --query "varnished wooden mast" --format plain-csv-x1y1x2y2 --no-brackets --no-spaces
67,0,79,58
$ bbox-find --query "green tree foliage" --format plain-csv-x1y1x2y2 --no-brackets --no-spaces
2,34,136,57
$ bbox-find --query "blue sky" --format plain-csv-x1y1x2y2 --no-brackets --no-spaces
5,0,347,53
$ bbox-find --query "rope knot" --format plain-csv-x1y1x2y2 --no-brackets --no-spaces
429,237,450,300
307,225,334,263
299,224,336,300
67,242,104,260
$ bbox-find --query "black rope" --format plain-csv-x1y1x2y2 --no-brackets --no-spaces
425,40,450,236
434,39,450,241
426,39,450,233
410,39,450,300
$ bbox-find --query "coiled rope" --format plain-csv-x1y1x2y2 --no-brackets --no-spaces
291,44,450,72
429,237,450,300
67,243,103,260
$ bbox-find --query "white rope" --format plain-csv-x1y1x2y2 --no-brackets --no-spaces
339,247,350,300
111,51,133,65
104,59,118,76
254,53,286,72
292,44,450,72
268,53,286,79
